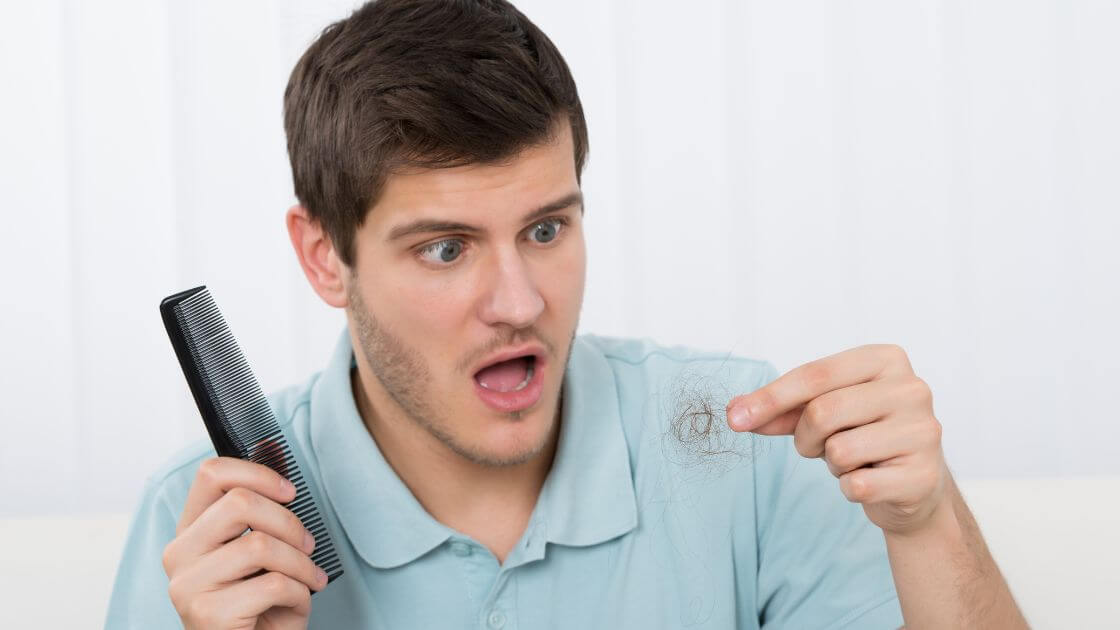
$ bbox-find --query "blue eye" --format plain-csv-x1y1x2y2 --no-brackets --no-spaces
530,218,565,243
414,217,568,268
417,239,464,264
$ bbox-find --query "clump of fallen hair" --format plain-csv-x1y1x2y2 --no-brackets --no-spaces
660,365,770,476
667,379,738,459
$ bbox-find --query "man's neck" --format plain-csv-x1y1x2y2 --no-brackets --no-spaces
349,365,560,564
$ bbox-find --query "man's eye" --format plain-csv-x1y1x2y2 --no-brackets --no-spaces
530,218,566,244
417,239,464,265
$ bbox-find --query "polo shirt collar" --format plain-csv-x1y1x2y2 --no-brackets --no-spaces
534,334,638,547
309,327,637,569
309,328,453,569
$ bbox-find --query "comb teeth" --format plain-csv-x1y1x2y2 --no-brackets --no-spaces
160,286,344,588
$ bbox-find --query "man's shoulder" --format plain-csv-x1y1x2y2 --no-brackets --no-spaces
577,332,777,390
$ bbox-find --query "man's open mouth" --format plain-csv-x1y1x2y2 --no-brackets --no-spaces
473,355,537,393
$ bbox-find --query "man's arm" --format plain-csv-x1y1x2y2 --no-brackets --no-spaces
726,344,1032,628
885,468,1029,629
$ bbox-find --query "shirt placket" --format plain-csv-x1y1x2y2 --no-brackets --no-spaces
479,568,516,630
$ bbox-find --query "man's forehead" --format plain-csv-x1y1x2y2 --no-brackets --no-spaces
368,125,579,234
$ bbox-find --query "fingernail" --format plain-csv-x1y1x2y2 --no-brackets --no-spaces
727,405,752,430
303,532,315,554
281,477,295,495
316,567,328,585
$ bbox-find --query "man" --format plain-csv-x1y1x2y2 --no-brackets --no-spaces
106,0,1029,628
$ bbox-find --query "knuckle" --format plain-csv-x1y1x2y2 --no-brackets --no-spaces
161,541,176,574
167,576,184,609
245,530,272,558
197,457,222,487
802,398,831,431
263,571,289,594
792,433,814,459
824,437,848,469
886,343,914,370
841,474,863,502
873,343,906,364
824,459,844,478
801,363,832,392
848,474,869,501
908,376,932,404
927,416,943,443
225,486,255,513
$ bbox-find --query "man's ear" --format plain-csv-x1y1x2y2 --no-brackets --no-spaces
286,204,349,308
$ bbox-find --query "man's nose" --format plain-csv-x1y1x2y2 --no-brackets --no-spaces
477,246,545,330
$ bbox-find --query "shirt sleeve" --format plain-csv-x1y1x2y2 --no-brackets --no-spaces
104,476,185,628
752,362,905,629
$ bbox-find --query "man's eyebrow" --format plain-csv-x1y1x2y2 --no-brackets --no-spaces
386,191,583,242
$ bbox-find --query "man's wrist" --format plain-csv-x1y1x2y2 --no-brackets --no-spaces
882,493,961,544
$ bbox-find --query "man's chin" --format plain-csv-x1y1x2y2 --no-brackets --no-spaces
442,411,556,467
445,438,547,467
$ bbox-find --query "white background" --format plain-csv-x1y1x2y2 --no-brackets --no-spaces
1,0,1118,521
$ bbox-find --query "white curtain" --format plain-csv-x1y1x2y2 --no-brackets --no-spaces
2,0,1117,518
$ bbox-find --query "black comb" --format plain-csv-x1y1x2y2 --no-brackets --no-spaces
160,285,343,590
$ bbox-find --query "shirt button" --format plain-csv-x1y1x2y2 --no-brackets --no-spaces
449,541,472,557
487,610,507,629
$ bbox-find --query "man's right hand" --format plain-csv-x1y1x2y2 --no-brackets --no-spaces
161,456,328,630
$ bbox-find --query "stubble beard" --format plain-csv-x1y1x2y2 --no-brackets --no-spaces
347,281,576,467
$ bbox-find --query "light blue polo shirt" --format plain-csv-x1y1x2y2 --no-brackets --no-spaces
106,328,904,628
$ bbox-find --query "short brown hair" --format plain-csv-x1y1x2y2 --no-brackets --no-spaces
283,0,589,266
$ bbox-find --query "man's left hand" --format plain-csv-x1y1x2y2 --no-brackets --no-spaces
726,344,949,536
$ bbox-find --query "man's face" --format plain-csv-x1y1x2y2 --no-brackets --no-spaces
344,123,586,467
